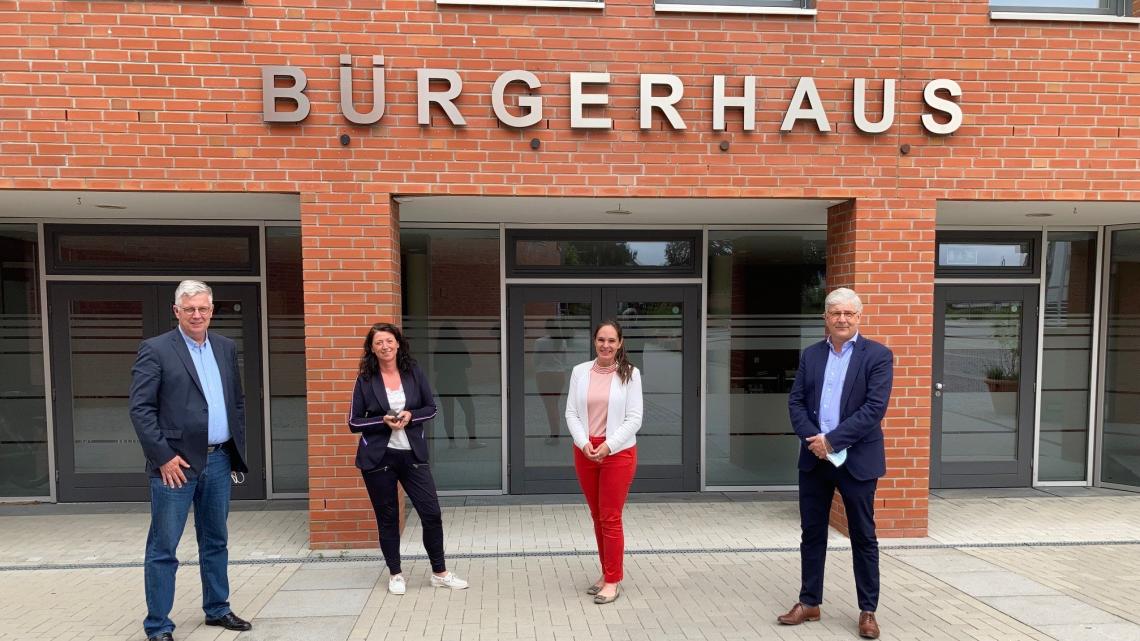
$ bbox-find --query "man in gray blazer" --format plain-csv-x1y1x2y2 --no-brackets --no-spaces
129,280,252,641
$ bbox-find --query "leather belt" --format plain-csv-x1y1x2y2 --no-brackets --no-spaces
206,441,228,453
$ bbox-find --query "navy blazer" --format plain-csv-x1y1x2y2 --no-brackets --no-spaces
129,328,249,478
787,335,893,481
348,363,438,470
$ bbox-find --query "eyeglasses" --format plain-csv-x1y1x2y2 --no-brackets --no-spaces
825,310,859,320
178,306,213,316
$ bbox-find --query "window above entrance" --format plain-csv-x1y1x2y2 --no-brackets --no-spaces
990,0,1135,21
936,232,1040,278
507,230,702,278
436,0,602,9
654,0,815,15
46,225,260,276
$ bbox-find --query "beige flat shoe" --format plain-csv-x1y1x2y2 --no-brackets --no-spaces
593,586,620,605
585,584,602,596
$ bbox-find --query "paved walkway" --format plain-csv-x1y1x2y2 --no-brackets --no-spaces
1,488,1139,641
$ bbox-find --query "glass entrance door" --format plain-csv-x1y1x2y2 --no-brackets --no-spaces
507,285,700,493
1101,227,1140,490
932,285,1038,488
49,283,264,501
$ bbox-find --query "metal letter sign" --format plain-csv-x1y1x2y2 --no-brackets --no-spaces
262,66,310,123
492,71,543,128
339,55,386,125
259,56,964,136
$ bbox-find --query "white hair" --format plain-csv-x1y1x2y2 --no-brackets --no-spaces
824,287,863,313
173,280,213,306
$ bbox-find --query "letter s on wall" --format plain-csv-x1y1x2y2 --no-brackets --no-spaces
922,79,963,136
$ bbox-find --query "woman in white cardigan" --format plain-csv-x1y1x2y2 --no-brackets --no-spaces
564,318,643,605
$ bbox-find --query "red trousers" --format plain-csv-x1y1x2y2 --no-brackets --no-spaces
574,435,637,583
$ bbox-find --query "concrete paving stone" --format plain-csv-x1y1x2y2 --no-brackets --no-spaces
233,616,357,641
1036,622,1140,641
932,488,1049,500
282,565,383,591
965,545,1140,625
981,594,1124,626
932,570,1060,597
887,549,1002,573
257,588,371,618
2,494,1140,641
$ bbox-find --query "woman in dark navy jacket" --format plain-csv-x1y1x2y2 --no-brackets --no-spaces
349,322,468,595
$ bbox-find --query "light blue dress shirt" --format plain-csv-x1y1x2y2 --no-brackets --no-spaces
818,332,858,466
179,327,231,445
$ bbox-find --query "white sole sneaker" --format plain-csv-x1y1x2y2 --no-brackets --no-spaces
388,575,406,595
430,572,469,590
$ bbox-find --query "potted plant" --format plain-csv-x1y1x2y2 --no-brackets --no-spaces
983,363,1018,393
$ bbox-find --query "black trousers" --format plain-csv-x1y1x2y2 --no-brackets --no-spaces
798,462,880,612
361,448,446,575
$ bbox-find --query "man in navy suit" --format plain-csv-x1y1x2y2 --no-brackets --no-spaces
129,280,252,641
778,287,893,640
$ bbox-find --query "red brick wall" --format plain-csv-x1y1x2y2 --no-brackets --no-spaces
3,0,1140,546
828,198,933,537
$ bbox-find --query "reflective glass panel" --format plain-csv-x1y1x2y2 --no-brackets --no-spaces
705,231,826,486
70,299,146,474
657,0,802,7
938,242,1031,268
520,301,592,473
1102,229,1140,488
992,1,1105,8
0,225,49,496
50,226,256,274
515,239,694,269
1039,232,1096,481
267,227,307,492
939,301,1024,464
402,229,502,490
613,299,684,467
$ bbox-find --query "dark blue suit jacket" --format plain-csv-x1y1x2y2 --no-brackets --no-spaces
129,328,249,478
787,335,893,481
348,363,438,470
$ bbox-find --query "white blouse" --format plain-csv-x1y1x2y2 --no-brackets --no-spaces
385,386,411,450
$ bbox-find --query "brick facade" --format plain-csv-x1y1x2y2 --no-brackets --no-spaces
3,0,1139,546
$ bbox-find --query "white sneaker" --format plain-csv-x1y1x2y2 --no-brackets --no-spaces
430,572,469,590
388,574,406,595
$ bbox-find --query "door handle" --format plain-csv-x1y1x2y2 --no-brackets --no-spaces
933,382,943,397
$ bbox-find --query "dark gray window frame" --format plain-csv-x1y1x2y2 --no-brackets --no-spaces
990,0,1131,16
506,229,703,279
936,231,1041,279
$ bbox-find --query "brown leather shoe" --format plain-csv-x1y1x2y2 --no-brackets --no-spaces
858,611,879,639
776,602,821,625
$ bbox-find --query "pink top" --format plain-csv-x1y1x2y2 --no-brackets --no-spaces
587,361,618,438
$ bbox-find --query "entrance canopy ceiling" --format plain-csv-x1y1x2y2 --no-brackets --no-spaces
1,190,301,221
4,191,1135,228
396,196,839,226
938,200,1140,227
401,197,1140,228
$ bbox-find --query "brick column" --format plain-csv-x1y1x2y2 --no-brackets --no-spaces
826,198,933,538
306,193,401,549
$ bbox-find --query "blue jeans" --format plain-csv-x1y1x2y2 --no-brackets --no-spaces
143,448,233,637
